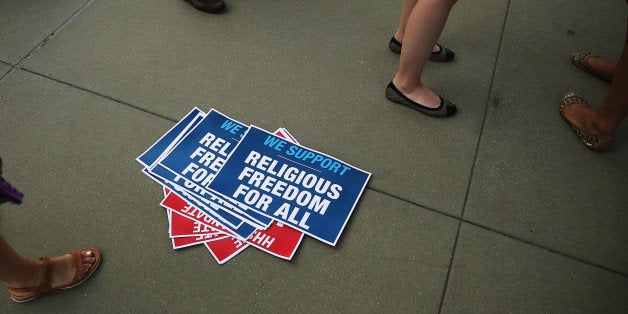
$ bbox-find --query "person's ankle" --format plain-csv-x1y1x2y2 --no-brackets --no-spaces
567,107,613,139
592,118,615,138
392,32,403,43
392,76,413,90
579,109,615,138
5,260,43,288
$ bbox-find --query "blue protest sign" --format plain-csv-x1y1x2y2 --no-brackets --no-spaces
137,107,204,167
158,109,274,228
208,126,371,246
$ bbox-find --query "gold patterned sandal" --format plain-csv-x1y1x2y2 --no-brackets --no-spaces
570,53,613,83
559,92,612,152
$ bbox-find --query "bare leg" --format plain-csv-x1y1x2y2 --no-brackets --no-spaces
393,0,444,53
585,56,617,80
0,235,41,288
563,20,628,139
392,0,458,108
1,234,95,297
393,0,418,43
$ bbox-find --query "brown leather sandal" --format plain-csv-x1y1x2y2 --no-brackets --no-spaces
6,248,101,302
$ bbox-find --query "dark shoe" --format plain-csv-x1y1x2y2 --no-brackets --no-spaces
570,53,613,83
388,37,455,62
430,44,455,62
185,0,226,13
388,36,403,54
385,81,456,117
559,92,612,152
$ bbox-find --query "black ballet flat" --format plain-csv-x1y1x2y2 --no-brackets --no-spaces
385,81,456,117
389,36,403,54
388,37,455,62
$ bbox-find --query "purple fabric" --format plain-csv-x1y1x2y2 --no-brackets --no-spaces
0,158,24,205
0,177,24,204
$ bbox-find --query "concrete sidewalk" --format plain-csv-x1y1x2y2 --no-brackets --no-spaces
1,0,626,312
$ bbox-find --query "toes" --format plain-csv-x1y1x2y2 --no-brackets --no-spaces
79,251,96,268
82,256,96,264
80,250,96,259
76,249,99,272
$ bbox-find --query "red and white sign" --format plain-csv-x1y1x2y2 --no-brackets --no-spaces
163,191,303,260
204,237,249,264
169,210,224,238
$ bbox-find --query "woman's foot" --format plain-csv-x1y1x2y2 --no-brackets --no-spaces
6,249,99,302
386,78,456,117
560,92,613,152
570,53,616,82
391,77,442,109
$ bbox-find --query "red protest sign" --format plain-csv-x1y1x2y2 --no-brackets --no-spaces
204,237,248,264
161,192,232,234
171,233,230,249
248,222,303,260
164,190,303,260
169,210,226,238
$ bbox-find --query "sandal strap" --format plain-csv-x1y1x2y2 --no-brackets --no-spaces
72,250,84,274
40,256,53,294
5,256,52,294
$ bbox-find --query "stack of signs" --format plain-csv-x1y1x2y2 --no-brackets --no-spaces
137,108,371,264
